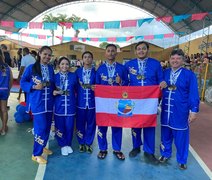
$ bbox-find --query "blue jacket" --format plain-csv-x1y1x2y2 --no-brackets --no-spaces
20,64,55,115
161,67,200,130
75,67,96,109
125,58,164,86
54,72,77,116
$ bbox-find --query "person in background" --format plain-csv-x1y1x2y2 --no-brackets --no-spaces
1,44,12,67
17,47,36,102
75,51,96,153
13,56,17,67
96,44,128,160
20,46,54,164
0,48,13,135
17,48,22,71
30,50,37,60
159,49,199,170
125,41,166,164
53,56,77,156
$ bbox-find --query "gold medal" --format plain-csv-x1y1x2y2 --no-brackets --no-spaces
42,81,50,87
62,90,69,95
108,78,113,85
137,75,145,80
137,75,142,80
82,84,91,89
168,85,177,91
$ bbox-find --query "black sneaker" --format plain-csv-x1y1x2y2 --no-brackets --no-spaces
179,164,187,170
158,156,169,163
79,145,86,152
85,145,93,153
129,148,140,157
144,152,160,165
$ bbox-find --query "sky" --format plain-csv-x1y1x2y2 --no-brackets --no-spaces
1,1,177,48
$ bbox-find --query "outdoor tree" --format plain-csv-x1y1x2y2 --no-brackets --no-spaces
43,13,58,45
70,14,88,37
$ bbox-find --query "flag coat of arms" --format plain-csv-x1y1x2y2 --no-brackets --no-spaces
95,85,161,128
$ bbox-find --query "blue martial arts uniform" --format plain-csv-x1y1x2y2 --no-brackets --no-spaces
125,57,163,154
96,61,128,151
75,67,96,146
54,72,77,148
0,63,10,100
160,67,199,164
21,64,54,156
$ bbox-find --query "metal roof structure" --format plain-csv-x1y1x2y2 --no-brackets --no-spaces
0,0,211,35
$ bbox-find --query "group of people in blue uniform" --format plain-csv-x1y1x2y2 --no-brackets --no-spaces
17,41,199,170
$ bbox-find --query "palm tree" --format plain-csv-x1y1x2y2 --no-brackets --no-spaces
43,13,58,45
57,14,72,43
70,14,88,37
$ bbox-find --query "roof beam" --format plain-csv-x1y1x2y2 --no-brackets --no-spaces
1,0,34,19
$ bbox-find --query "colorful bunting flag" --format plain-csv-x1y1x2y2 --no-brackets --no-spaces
43,22,58,30
173,14,191,23
121,20,137,28
104,21,120,29
29,22,43,29
73,22,88,30
191,12,208,21
89,22,104,29
14,22,28,28
138,18,154,27
1,21,14,27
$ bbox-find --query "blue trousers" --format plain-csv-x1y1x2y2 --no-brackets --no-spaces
160,126,189,164
33,112,52,156
76,108,96,146
97,126,122,151
54,115,75,147
131,127,155,154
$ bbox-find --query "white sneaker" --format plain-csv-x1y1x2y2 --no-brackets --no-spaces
66,146,73,154
61,147,68,156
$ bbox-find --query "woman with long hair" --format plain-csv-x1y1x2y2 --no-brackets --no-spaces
0,48,13,135
53,56,77,156
20,46,54,164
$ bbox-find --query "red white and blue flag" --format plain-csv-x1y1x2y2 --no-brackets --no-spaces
95,85,161,128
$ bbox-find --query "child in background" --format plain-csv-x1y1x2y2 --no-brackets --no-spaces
75,51,96,153
53,57,77,156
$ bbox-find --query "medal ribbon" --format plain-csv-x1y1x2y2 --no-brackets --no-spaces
41,64,49,82
170,69,182,85
105,62,116,79
137,58,147,76
83,68,91,84
60,72,68,91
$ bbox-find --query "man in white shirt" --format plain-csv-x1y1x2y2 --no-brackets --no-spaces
18,47,36,101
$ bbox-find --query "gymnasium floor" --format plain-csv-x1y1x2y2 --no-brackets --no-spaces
0,68,211,180
0,93,211,180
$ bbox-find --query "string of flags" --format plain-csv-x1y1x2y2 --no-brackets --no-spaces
3,30,180,42
0,12,211,30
